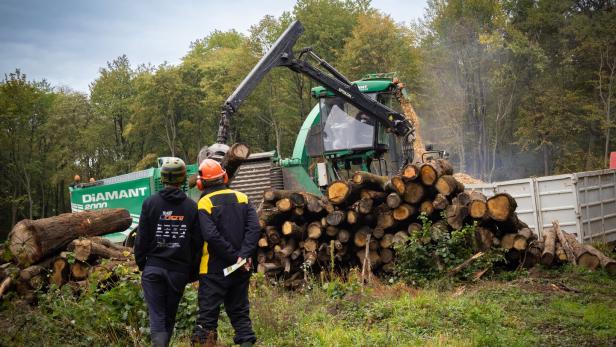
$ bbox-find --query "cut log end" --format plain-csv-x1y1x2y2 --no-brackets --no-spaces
8,221,40,266
276,198,293,212
327,181,353,205
578,253,601,271
401,164,419,181
403,182,424,204
487,193,517,222
393,204,415,221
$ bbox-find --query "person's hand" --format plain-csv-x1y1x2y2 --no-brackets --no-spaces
237,257,251,272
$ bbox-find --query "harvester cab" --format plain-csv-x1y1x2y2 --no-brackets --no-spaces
305,73,411,181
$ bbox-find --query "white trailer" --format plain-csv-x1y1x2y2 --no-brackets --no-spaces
466,169,616,243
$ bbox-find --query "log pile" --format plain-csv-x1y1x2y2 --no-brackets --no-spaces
539,221,616,274
256,160,616,286
1,209,136,302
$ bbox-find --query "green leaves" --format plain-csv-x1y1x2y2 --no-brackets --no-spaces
393,215,480,285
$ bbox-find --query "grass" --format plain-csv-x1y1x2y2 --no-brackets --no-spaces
1,266,616,346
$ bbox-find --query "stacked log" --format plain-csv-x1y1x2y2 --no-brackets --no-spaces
256,162,616,285
2,209,136,302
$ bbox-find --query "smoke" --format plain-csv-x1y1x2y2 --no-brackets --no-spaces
409,2,552,182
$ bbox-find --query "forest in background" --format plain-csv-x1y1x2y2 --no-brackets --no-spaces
1,0,615,237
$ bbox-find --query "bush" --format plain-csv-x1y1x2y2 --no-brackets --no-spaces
393,214,505,286
1,264,199,346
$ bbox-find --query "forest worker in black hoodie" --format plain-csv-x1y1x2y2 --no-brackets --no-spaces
192,159,260,347
134,157,201,347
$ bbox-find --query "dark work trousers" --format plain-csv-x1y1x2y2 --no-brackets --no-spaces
196,271,256,345
141,266,188,336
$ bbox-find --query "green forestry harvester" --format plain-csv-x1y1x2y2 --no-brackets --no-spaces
69,20,439,243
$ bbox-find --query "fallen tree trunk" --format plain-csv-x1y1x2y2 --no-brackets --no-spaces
9,209,132,266
325,226,339,237
19,265,45,282
500,233,516,251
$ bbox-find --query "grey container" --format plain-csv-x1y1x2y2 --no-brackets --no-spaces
466,169,616,243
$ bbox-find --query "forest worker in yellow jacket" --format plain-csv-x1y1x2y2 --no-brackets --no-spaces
191,159,259,347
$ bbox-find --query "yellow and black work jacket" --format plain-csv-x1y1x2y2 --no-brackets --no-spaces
197,184,260,275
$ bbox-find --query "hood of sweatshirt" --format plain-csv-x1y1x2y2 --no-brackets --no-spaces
159,187,187,204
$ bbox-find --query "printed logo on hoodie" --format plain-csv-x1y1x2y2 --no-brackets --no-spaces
156,210,188,248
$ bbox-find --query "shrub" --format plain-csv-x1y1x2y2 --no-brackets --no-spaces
393,214,505,285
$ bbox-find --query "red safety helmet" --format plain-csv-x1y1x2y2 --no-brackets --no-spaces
196,159,228,190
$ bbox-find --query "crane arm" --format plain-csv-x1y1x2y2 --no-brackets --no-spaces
216,20,414,145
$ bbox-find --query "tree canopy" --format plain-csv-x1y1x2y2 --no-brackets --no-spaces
1,0,615,237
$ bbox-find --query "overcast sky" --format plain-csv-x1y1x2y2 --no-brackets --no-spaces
0,0,427,93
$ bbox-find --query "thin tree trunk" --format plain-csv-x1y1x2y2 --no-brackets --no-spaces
542,143,549,176
11,188,19,228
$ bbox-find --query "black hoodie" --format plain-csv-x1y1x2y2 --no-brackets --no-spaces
134,187,201,276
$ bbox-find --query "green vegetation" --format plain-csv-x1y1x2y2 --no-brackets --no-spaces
1,265,615,346
1,0,615,238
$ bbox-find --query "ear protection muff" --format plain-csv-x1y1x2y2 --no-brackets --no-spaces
196,177,205,191
196,174,228,190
